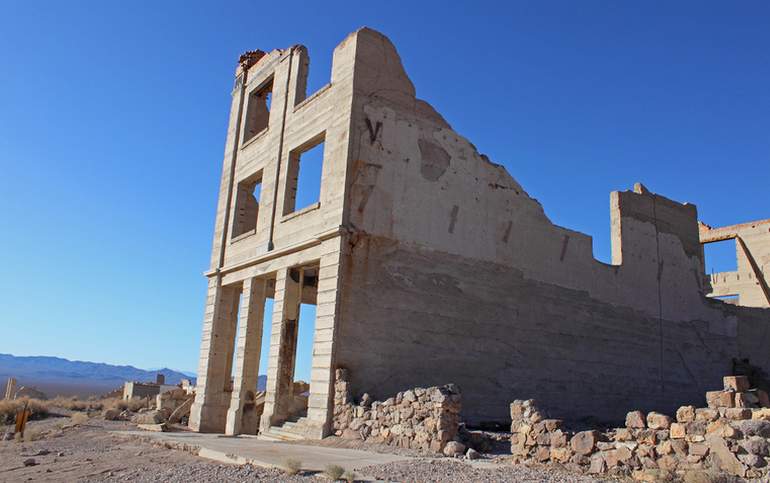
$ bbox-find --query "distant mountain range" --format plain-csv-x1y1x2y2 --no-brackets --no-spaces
0,353,196,398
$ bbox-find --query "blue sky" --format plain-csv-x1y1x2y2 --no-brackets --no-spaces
1,1,768,379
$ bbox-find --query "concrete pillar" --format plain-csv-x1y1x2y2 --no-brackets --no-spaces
305,247,344,438
260,268,303,431
225,277,267,435
189,277,240,433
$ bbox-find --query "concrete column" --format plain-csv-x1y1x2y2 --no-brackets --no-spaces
189,277,240,433
225,277,267,435
305,244,344,438
259,268,302,431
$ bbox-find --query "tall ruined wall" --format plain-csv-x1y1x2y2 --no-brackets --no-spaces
335,236,769,424
333,29,770,425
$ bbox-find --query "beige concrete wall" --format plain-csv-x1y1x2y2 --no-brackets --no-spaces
332,28,770,425
193,27,770,435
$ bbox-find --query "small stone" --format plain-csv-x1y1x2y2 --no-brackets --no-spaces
753,408,770,421
465,448,480,460
550,447,572,463
570,430,601,455
695,408,719,422
676,406,696,423
706,390,734,409
23,458,36,467
626,411,646,429
725,408,752,420
588,454,606,474
646,412,671,429
723,375,750,392
442,441,465,457
550,429,567,448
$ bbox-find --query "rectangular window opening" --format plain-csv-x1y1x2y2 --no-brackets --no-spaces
232,172,262,239
243,78,273,143
703,238,738,274
283,135,325,215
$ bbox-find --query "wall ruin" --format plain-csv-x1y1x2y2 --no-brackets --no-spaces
190,27,770,439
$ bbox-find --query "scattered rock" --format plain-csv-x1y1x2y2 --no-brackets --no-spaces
23,458,36,467
465,448,480,460
442,441,465,457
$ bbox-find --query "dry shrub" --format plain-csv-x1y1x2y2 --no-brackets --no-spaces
70,412,89,425
283,458,301,476
106,397,149,412
48,396,103,412
325,464,345,481
23,427,44,442
0,398,49,424
343,470,357,483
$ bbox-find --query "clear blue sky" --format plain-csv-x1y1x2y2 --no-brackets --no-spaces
1,1,768,378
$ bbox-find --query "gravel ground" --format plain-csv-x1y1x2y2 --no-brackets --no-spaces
1,410,608,482
358,459,607,482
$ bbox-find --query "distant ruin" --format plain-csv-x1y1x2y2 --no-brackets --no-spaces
189,28,770,440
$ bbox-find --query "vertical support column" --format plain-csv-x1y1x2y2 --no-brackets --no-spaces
305,239,345,438
260,268,303,431
189,277,240,433
225,277,267,435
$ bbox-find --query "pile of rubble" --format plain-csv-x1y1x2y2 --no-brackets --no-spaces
332,368,462,453
510,376,770,480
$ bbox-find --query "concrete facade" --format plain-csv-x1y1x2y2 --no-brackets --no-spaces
700,219,770,308
190,28,770,438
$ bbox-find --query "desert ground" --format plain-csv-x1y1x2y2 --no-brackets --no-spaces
0,402,606,482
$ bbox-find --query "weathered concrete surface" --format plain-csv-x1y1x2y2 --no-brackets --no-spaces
191,27,770,438
112,430,410,471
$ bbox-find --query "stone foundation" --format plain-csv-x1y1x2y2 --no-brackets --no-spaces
332,368,461,453
510,376,770,480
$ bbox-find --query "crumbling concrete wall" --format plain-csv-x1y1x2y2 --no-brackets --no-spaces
192,27,770,438
333,28,770,425
700,219,770,308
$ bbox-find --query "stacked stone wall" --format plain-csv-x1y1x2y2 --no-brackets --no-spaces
511,376,770,480
332,368,461,453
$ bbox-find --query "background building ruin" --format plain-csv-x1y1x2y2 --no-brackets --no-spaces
190,28,770,439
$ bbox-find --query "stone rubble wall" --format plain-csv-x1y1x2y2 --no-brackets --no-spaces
510,376,770,480
332,368,461,453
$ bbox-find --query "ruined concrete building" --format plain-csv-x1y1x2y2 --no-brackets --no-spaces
190,28,770,439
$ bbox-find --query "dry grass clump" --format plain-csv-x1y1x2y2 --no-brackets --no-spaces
48,396,104,412
69,412,90,425
106,397,149,412
282,458,302,476
0,398,49,424
324,464,345,480
342,470,357,483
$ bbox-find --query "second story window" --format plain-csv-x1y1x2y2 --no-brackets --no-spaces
232,172,262,239
284,134,325,215
243,78,273,144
